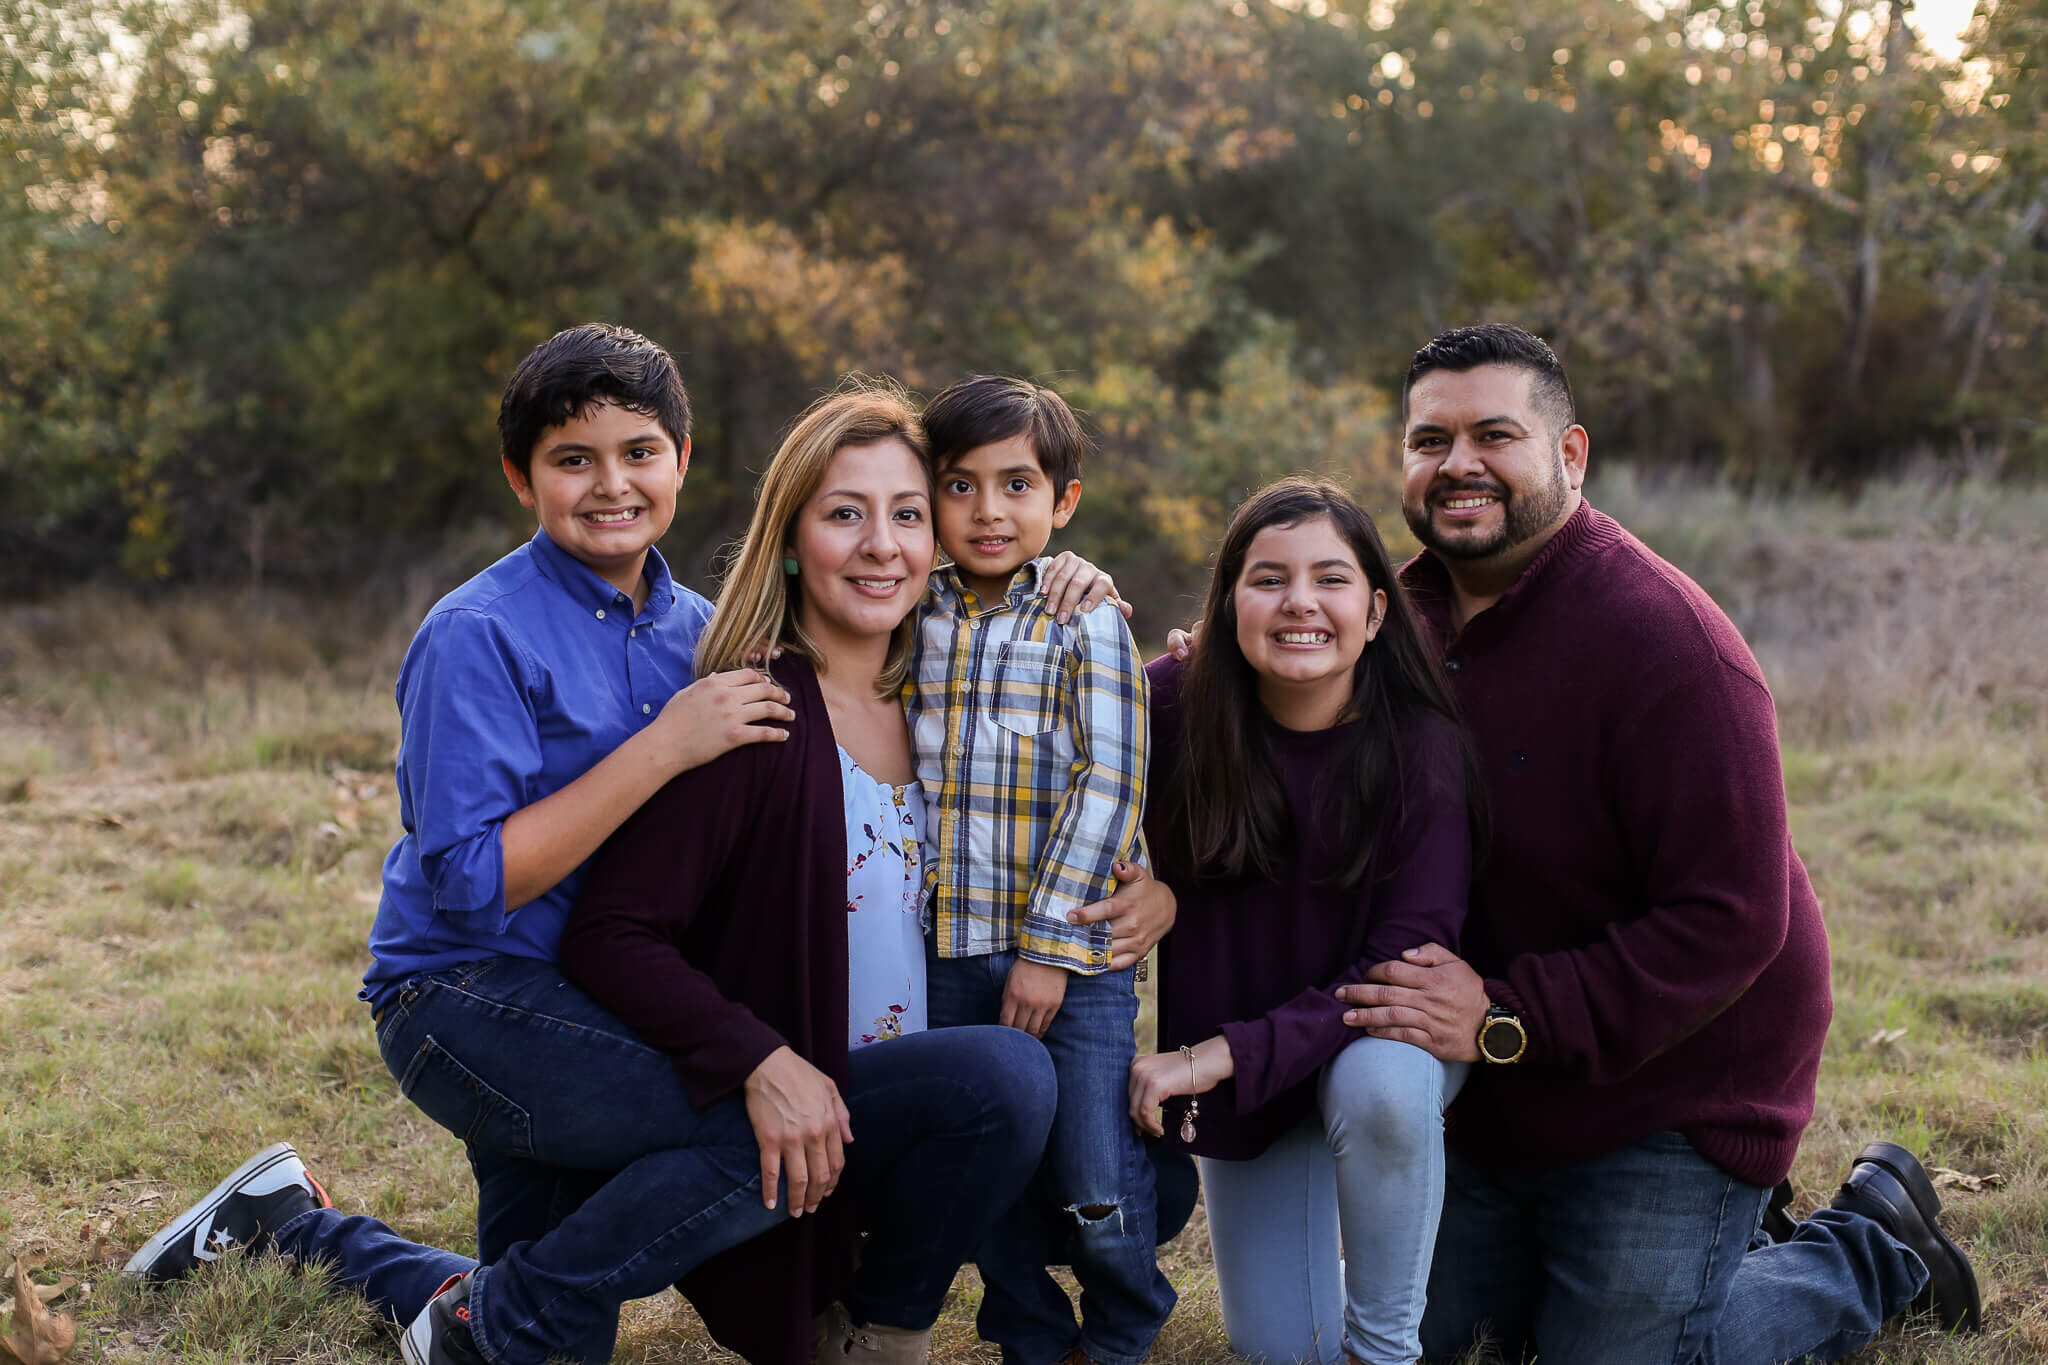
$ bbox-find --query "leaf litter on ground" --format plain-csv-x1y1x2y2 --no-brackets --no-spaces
2,1258,78,1365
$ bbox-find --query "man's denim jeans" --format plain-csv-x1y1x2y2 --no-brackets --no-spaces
1421,1131,1929,1364
926,944,1176,1365
272,956,1057,1365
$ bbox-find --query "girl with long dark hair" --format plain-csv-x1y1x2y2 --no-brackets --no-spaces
1128,475,1479,1365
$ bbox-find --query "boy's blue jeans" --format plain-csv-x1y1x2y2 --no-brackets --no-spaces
1421,1131,1929,1364
926,942,1177,1365
271,956,1057,1365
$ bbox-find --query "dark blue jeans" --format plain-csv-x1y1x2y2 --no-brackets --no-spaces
927,945,1176,1365
1421,1132,1929,1364
274,957,1057,1365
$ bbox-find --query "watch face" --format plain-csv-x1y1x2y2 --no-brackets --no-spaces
1481,1017,1522,1063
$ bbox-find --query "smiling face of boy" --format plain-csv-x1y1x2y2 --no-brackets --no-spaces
503,401,690,605
934,433,1082,603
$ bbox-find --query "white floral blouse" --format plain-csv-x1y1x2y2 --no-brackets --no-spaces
839,745,929,1049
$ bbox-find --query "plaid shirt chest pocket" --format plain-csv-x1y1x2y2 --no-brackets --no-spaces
989,639,1067,737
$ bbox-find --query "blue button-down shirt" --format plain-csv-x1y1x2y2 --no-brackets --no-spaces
360,529,712,1006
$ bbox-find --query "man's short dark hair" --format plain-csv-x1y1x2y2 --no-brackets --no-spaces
1403,324,1576,441
498,324,691,475
921,375,1090,490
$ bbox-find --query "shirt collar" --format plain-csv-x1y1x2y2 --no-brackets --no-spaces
528,528,676,621
935,557,1046,613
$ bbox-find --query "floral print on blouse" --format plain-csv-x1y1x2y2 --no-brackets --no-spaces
839,745,929,1049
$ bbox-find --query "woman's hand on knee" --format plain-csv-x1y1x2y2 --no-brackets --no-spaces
742,1046,854,1217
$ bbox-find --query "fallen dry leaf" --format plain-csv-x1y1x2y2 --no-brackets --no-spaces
1931,1167,2006,1194
1,1258,77,1364
28,1279,73,1307
1860,1026,1908,1049
90,812,123,830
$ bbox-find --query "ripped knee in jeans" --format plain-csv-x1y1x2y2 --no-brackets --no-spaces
1066,1201,1127,1236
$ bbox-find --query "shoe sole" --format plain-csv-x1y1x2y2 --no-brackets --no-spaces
1853,1141,1983,1331
122,1142,308,1281
399,1316,429,1365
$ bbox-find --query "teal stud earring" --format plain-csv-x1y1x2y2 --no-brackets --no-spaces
783,555,799,575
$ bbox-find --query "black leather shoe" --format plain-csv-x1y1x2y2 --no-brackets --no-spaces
1829,1141,1981,1333
1758,1178,1799,1245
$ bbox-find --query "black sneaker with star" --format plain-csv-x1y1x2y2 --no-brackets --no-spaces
122,1141,333,1283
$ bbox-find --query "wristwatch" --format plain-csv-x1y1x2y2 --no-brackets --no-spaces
1477,1004,1527,1064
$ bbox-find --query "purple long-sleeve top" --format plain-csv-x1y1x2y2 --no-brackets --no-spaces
1145,655,1472,1160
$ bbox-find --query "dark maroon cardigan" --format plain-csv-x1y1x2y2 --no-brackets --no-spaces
559,654,850,1365
1401,501,1833,1188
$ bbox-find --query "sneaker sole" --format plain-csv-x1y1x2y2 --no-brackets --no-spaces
122,1141,307,1281
1853,1141,1983,1331
399,1317,430,1365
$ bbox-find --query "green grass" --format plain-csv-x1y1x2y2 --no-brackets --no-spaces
4,482,2046,1362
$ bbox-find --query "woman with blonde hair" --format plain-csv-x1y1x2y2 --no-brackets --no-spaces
556,379,1061,1365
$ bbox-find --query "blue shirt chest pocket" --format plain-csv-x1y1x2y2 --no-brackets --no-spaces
990,639,1067,737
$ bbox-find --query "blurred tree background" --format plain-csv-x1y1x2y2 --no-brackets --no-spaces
3,0,2042,607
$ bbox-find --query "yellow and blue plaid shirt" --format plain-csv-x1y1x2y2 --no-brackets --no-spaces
906,559,1149,973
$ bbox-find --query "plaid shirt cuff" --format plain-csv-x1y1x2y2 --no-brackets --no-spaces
1017,910,1115,973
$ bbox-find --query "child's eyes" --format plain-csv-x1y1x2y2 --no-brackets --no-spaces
944,479,973,495
1005,477,1033,494
626,446,659,461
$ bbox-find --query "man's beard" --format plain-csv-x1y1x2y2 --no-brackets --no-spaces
1404,456,1572,562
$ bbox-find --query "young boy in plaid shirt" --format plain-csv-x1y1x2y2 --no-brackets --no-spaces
909,376,1172,1365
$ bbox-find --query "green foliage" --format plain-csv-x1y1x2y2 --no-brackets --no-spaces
3,0,2045,596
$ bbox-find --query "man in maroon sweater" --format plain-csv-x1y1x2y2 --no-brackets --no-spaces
1335,324,1979,1363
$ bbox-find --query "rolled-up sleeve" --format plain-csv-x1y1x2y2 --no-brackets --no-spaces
394,609,541,928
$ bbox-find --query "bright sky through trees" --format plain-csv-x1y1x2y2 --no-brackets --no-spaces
1907,0,1976,58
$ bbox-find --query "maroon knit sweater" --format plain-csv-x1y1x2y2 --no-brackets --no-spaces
1400,501,1832,1189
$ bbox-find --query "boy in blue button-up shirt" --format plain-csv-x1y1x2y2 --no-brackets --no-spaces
361,325,794,1000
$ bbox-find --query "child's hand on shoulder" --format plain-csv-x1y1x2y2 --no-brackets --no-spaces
1000,958,1071,1039
652,668,794,774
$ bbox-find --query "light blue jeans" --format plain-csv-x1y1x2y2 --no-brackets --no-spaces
1200,1036,1467,1365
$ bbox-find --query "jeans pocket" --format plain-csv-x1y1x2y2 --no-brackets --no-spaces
990,640,1064,737
398,1034,536,1156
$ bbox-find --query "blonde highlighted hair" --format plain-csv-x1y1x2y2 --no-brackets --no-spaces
696,377,930,696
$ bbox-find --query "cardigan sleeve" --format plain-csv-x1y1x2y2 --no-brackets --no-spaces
558,741,793,1109
1219,718,1472,1113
